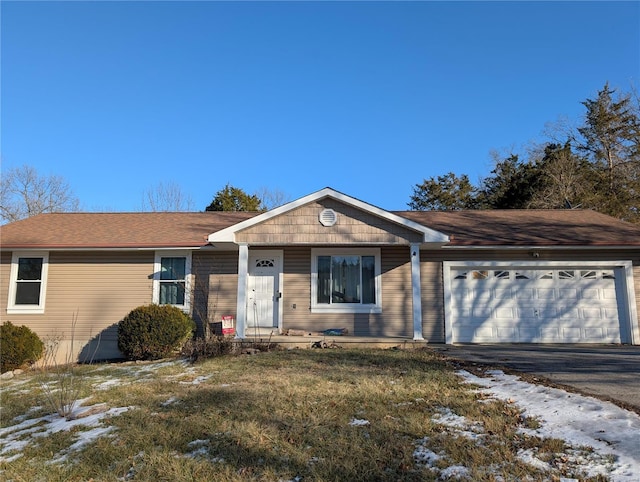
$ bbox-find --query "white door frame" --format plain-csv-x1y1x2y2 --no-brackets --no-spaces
240,249,283,337
442,260,639,345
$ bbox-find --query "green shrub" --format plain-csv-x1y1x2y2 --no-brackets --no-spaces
0,321,44,373
117,304,196,360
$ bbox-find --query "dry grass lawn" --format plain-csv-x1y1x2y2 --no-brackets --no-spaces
0,347,612,481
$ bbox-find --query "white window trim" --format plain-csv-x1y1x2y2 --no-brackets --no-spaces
153,251,192,312
310,248,382,314
7,251,49,314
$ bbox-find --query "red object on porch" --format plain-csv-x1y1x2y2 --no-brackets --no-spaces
221,315,235,336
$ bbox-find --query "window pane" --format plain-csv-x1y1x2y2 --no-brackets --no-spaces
160,281,185,305
15,282,41,305
160,257,185,280
361,256,375,304
317,256,331,304
17,258,43,281
472,270,488,280
559,270,575,279
332,256,360,303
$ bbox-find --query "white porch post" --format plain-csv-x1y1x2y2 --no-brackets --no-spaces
235,243,249,339
411,243,424,340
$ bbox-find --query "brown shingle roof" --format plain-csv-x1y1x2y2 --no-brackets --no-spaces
1,209,639,249
0,212,259,249
395,209,640,246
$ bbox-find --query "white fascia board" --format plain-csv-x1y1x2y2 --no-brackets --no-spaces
207,187,449,243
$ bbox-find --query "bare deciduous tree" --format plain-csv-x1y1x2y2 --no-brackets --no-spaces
141,181,195,212
0,165,80,223
254,187,291,210
528,144,593,210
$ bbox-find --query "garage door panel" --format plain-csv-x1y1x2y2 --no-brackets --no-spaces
495,326,518,341
474,289,493,302
536,289,556,299
450,267,624,344
537,306,558,318
603,308,619,319
471,307,493,317
451,284,472,300
559,289,579,299
584,327,606,339
516,328,539,341
515,289,535,299
557,308,580,319
582,307,604,319
540,327,561,340
581,288,600,299
560,327,582,341
494,289,513,299
495,307,516,319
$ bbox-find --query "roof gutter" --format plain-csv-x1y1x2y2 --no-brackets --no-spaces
439,244,640,250
0,245,206,252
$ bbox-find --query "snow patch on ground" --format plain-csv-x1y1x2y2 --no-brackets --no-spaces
458,369,640,481
348,418,370,426
93,378,123,390
179,375,211,385
0,400,133,463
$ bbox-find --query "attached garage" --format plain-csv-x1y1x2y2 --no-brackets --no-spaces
443,261,638,344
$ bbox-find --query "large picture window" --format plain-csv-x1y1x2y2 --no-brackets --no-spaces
153,251,191,310
311,248,381,313
7,252,49,314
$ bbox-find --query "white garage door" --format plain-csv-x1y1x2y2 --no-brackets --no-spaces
450,267,624,343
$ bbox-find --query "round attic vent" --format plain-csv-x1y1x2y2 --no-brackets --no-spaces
319,208,338,227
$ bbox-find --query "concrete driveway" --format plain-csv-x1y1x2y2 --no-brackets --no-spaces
432,345,640,413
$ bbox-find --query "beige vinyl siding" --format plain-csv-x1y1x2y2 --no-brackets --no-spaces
420,260,445,342
280,246,413,337
1,251,154,361
192,251,239,332
281,247,312,328
0,252,12,320
378,247,413,336
237,200,423,245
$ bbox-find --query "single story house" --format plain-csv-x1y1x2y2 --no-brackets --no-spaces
1,187,639,362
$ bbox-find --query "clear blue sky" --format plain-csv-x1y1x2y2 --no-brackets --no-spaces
2,1,638,212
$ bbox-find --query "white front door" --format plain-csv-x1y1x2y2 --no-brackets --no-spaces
246,251,282,331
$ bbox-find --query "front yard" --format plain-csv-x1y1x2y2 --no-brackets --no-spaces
1,347,636,481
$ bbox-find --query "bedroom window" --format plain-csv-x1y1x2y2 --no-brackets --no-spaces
311,248,381,313
7,252,49,314
153,251,191,310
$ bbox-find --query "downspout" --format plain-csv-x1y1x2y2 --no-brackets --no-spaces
411,243,424,340
235,243,249,339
